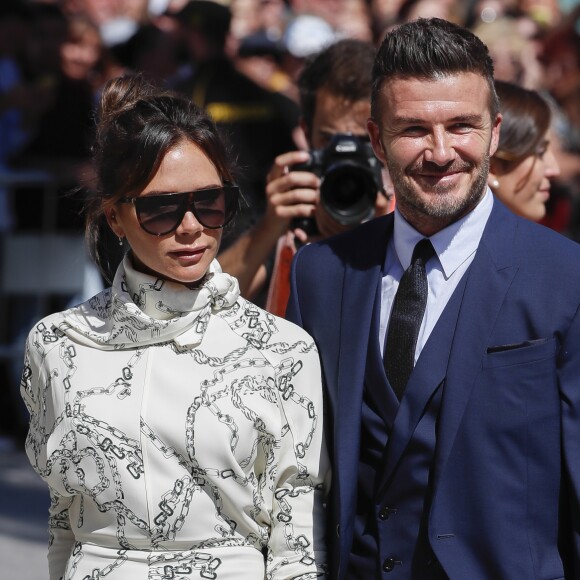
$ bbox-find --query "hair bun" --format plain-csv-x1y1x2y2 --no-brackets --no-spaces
98,74,157,121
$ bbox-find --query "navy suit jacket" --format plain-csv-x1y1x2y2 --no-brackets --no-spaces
286,199,580,579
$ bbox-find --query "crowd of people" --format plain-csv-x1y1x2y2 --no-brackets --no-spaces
5,1,580,578
0,0,578,236
0,0,576,417
0,0,579,445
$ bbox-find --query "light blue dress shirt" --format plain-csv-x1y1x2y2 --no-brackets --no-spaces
380,189,494,361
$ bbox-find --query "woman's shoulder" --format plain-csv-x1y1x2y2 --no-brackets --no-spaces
26,287,113,342
217,296,317,349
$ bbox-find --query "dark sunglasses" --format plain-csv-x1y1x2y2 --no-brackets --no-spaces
120,186,239,236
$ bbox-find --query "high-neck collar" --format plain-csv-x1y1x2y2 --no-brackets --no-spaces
121,255,236,320
58,255,240,350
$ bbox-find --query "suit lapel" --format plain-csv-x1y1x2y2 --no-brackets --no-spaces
433,202,519,483
377,269,469,492
334,216,393,558
376,201,520,494
365,281,399,427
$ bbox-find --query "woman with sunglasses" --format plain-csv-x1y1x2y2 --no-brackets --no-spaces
20,74,330,580
488,80,561,222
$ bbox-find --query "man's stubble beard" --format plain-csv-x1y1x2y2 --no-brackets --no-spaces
387,155,490,226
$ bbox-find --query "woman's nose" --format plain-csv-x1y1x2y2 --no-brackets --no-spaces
544,148,561,180
176,210,203,234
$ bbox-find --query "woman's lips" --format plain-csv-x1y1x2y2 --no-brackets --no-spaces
170,248,205,263
537,189,550,201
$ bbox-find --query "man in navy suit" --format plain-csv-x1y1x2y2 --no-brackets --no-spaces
286,17,580,579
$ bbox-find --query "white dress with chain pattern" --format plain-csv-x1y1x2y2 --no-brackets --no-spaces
21,256,330,580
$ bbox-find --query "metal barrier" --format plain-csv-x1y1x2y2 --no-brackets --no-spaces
0,170,102,400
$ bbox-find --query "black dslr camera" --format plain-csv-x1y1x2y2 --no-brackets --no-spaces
293,133,384,227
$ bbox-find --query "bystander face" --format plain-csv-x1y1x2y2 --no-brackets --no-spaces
488,79,560,222
219,39,392,312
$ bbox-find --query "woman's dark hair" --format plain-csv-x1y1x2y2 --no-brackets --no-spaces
85,73,237,281
298,39,376,136
493,80,552,166
371,18,499,120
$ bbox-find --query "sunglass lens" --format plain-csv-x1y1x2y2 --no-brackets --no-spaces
135,197,184,235
133,187,237,234
223,187,238,224
194,188,227,228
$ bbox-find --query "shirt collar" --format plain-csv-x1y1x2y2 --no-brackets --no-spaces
393,188,494,278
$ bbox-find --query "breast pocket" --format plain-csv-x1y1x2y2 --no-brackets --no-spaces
477,336,560,470
483,337,557,369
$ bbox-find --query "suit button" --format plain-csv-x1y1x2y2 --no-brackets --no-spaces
378,506,397,520
382,557,402,572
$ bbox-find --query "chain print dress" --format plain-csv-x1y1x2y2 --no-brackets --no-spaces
21,256,330,580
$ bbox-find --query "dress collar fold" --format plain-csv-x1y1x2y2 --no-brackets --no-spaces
57,255,240,350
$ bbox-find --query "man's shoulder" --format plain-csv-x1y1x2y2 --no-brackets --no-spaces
301,213,393,260
511,212,580,263
486,200,579,255
294,214,393,270
484,207,580,301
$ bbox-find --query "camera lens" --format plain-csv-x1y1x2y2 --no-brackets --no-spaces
321,162,377,225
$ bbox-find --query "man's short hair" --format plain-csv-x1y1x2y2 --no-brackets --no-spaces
371,18,499,120
298,39,376,135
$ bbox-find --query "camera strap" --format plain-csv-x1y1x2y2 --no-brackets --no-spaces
265,231,298,317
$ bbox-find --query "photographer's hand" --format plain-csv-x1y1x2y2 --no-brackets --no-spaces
218,150,320,300
265,150,320,226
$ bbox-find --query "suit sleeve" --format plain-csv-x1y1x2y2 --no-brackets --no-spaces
559,300,580,574
21,327,75,580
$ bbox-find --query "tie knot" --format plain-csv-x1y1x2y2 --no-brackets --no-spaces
411,238,435,266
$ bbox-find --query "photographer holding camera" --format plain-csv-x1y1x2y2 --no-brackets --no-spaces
218,38,394,313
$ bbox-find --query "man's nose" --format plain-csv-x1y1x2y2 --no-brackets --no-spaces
424,130,455,165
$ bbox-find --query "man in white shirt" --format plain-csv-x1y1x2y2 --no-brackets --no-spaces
287,17,580,580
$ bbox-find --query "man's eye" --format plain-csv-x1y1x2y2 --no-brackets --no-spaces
452,123,473,132
403,126,426,135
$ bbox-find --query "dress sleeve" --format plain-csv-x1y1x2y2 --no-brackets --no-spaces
20,327,76,580
47,488,75,580
267,335,331,579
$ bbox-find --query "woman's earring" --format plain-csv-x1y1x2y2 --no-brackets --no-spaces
118,236,124,247
491,179,500,189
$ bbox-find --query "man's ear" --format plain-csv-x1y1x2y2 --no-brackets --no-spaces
367,118,387,165
489,113,502,157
